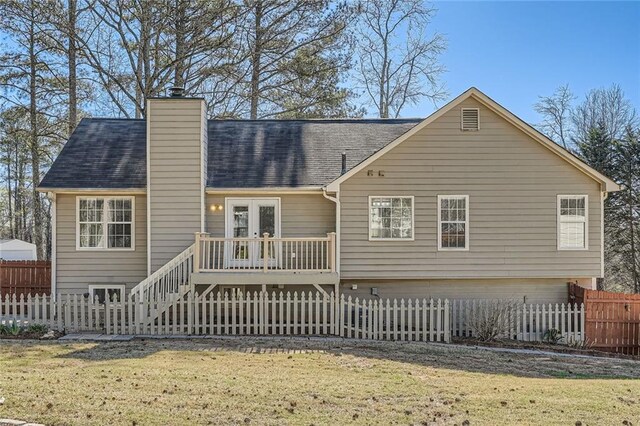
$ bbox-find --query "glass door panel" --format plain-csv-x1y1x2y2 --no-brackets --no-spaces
255,203,277,265
225,199,280,269
226,202,251,267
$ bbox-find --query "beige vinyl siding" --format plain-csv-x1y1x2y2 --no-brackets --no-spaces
340,279,569,304
55,194,147,294
205,194,335,237
148,99,205,272
340,97,602,280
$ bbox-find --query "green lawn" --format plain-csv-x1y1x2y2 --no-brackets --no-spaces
1,338,639,425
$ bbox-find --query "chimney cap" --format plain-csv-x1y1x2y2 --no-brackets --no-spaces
169,86,185,97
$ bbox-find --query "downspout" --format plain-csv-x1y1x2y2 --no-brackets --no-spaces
50,192,57,300
322,187,340,275
600,188,608,287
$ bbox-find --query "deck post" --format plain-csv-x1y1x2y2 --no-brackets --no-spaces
194,232,201,273
263,233,269,272
328,232,336,272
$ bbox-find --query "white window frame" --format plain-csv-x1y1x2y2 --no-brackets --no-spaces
368,196,415,241
461,107,480,131
437,195,470,251
76,196,135,251
88,284,126,304
557,194,589,251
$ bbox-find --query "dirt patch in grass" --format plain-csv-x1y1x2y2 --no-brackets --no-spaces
1,337,639,425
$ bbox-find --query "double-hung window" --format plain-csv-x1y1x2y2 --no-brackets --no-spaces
438,195,469,250
558,195,588,250
77,196,134,250
369,196,414,240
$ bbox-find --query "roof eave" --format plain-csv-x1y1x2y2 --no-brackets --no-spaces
205,186,324,194
37,187,147,194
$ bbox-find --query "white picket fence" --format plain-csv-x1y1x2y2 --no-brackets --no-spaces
450,299,585,343
0,292,451,342
1,293,585,345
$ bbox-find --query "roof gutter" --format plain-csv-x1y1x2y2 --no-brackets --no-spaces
36,187,146,194
205,187,324,195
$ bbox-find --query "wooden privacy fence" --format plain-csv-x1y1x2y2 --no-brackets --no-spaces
450,299,585,344
0,292,451,343
570,285,640,355
0,260,51,297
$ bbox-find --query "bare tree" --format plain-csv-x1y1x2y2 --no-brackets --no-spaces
354,0,446,118
534,84,575,149
572,84,638,143
0,0,67,259
238,0,354,119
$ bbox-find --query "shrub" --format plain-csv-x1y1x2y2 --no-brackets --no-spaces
26,323,48,334
543,328,563,345
0,323,9,335
8,321,22,336
567,336,592,350
466,299,518,342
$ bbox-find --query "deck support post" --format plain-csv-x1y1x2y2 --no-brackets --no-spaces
263,233,269,272
194,232,202,273
328,232,336,272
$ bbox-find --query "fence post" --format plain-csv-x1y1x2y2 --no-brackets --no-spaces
444,299,450,343
580,302,585,343
187,291,194,335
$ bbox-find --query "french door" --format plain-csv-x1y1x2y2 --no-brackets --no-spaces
225,198,280,268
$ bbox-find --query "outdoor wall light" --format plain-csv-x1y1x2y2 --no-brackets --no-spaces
210,204,224,212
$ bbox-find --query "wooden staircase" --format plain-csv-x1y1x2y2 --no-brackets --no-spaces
129,244,195,326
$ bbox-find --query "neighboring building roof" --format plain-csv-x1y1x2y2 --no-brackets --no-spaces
0,238,36,248
39,118,421,190
327,87,620,193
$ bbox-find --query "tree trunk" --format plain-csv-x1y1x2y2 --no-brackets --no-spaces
249,1,263,120
29,14,43,259
379,34,389,119
173,0,186,88
6,144,14,238
68,0,78,135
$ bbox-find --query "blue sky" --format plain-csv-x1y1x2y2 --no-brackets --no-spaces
400,1,640,124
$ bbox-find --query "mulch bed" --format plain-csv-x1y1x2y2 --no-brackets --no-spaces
0,330,63,340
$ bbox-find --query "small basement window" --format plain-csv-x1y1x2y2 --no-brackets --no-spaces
461,108,479,131
88,285,125,304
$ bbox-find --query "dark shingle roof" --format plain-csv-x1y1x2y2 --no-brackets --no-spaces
39,119,147,189
39,118,421,189
207,119,420,187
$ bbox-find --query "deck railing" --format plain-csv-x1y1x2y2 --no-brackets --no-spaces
194,232,336,273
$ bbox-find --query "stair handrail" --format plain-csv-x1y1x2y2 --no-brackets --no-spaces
130,243,195,302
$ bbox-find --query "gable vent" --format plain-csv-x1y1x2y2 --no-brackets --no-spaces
461,108,479,131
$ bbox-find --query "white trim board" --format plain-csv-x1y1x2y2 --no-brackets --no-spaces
37,188,146,194
326,87,619,193
206,187,323,195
